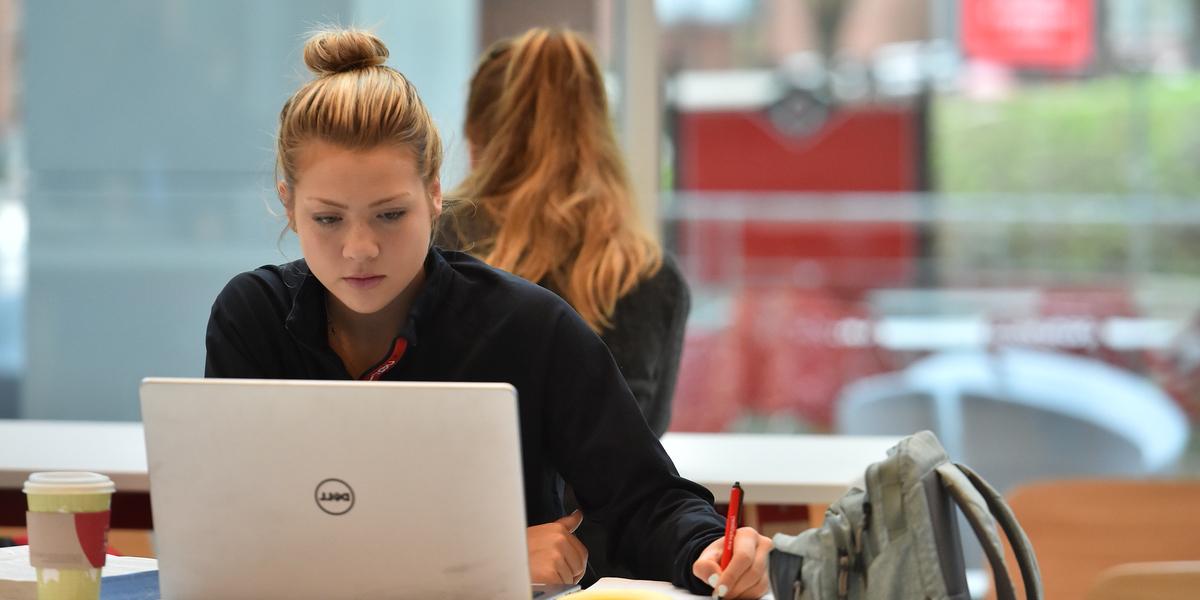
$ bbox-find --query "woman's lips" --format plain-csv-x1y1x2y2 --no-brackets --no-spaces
344,275,385,290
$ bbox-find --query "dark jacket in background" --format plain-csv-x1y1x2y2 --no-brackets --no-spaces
595,254,690,437
436,216,690,436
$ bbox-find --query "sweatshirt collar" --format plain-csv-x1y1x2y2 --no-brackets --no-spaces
284,248,453,354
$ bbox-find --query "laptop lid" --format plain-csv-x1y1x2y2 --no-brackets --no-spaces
140,377,539,599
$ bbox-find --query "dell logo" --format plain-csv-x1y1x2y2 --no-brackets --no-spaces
315,478,355,515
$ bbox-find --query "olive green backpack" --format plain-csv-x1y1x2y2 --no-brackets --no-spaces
768,431,1043,600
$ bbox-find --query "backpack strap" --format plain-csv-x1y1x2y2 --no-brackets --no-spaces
954,463,1044,600
934,462,1024,600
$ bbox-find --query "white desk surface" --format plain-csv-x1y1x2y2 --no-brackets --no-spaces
0,420,149,492
660,432,899,504
0,420,899,504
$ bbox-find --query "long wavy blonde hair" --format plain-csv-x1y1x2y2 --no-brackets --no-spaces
448,27,661,333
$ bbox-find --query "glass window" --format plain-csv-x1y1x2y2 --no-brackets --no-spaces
3,0,1195,492
659,0,1199,480
0,0,477,420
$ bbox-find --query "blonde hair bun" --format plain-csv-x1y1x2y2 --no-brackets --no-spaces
303,28,389,76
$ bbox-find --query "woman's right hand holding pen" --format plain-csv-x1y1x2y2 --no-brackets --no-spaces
527,509,588,585
692,527,772,599
693,482,772,598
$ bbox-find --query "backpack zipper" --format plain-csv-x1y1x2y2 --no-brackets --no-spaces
858,500,872,588
837,548,849,599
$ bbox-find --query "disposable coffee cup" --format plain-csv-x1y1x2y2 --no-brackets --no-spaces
23,472,116,600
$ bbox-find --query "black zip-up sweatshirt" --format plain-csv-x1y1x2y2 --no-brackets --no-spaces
204,248,724,593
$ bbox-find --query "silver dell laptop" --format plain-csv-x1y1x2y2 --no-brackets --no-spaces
140,377,579,599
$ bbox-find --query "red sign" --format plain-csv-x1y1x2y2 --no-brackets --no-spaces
963,0,1093,70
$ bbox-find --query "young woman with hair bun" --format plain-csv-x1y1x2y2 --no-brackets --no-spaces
205,28,769,598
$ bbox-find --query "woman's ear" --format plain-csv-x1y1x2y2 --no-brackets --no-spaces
278,180,297,232
429,179,443,218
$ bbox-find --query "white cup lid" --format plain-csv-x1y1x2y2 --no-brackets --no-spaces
23,471,116,495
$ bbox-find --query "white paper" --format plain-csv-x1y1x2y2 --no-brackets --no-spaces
588,577,774,599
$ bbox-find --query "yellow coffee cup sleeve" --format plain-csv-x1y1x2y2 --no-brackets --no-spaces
568,591,673,600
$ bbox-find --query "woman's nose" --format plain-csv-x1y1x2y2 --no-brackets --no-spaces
343,223,380,261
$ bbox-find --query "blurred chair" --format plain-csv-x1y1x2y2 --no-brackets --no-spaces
835,348,1189,495
734,287,892,428
673,286,894,432
1086,561,1200,600
999,481,1200,600
671,328,746,432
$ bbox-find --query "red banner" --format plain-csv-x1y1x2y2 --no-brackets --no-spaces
963,0,1093,70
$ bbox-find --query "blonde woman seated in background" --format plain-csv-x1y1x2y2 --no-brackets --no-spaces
443,27,688,439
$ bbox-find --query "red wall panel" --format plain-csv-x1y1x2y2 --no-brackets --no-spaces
675,106,920,292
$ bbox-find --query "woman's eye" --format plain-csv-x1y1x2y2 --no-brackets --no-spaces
313,215,341,225
379,210,407,222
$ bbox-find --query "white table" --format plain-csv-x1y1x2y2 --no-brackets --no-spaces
660,432,899,505
0,419,149,492
0,420,899,506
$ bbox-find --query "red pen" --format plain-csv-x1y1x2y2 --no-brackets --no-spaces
718,482,743,570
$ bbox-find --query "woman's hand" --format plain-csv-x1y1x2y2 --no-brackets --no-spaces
692,526,772,599
527,510,588,584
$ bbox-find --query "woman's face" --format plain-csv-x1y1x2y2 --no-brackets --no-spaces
283,141,442,318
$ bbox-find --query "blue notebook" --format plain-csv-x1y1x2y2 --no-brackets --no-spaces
100,570,159,600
